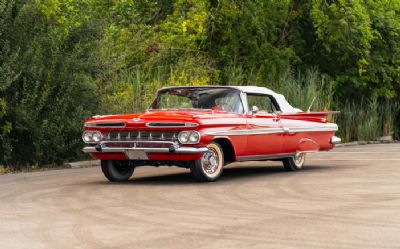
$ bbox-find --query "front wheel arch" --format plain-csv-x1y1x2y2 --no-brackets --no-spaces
212,138,236,164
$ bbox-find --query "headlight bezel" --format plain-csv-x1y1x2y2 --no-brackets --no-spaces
82,131,102,144
178,131,201,144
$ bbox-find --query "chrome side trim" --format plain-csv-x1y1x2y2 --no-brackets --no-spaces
206,128,284,136
247,128,284,135
82,146,208,154
206,126,338,136
84,122,126,128
330,136,342,145
289,125,338,133
237,153,295,161
146,122,198,128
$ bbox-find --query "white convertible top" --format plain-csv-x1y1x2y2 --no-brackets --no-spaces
159,85,302,113
232,86,302,113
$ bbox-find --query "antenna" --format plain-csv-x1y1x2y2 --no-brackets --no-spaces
307,96,316,113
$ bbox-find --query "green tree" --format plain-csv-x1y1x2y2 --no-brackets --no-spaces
1,0,101,167
308,0,400,99
0,0,18,162
206,0,297,85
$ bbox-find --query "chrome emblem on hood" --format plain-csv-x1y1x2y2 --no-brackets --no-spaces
132,118,141,122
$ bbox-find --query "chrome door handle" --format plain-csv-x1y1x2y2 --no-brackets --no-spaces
283,127,295,135
272,118,280,122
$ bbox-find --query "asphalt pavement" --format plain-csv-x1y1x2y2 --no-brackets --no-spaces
0,144,399,249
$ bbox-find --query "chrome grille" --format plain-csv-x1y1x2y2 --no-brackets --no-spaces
104,131,178,142
103,142,172,148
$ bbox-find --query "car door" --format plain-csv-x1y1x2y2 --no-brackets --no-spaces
245,94,283,156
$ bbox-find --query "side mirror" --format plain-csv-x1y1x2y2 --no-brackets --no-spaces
251,106,259,115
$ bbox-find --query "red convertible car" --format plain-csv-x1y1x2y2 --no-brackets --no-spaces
82,86,340,182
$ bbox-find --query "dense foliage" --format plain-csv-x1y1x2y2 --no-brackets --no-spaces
0,0,100,166
0,0,399,167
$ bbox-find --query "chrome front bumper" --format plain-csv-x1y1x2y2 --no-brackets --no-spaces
82,146,209,154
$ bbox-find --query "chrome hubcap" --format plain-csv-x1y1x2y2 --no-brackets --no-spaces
294,152,305,166
202,148,219,174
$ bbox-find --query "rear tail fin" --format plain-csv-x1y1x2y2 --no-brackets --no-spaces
280,111,340,122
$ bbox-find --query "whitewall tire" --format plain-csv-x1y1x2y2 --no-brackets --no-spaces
282,152,306,171
190,142,224,182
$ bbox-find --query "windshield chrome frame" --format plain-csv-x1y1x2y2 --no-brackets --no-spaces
149,86,247,114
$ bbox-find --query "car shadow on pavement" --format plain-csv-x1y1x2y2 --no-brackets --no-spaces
89,165,331,185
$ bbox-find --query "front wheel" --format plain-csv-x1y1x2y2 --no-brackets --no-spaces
101,160,135,182
282,152,306,171
190,142,224,182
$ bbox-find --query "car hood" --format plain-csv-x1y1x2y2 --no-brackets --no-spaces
84,110,244,129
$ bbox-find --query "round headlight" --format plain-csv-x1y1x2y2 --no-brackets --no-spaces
92,131,102,142
82,131,93,143
188,131,200,143
178,131,189,143
178,131,200,144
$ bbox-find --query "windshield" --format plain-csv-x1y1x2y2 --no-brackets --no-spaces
151,87,244,113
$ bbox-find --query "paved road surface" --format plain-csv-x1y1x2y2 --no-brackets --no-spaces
1,144,399,249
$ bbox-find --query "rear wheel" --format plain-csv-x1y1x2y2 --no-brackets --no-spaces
101,160,135,182
190,142,224,182
282,152,306,171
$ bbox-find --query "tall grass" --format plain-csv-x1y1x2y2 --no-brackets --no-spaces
337,99,380,142
99,56,215,114
272,68,334,112
336,99,399,141
267,69,398,142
